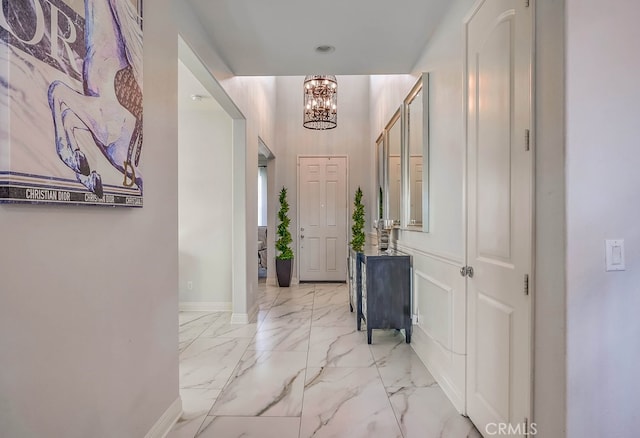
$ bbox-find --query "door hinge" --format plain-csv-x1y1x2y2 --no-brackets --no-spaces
525,0,530,7
525,129,530,151
524,274,529,295
460,266,474,278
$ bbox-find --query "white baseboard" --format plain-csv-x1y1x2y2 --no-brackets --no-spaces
179,302,232,312
411,326,465,414
230,313,249,324
266,276,299,286
145,397,182,438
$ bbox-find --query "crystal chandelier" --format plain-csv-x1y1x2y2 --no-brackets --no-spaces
303,75,337,130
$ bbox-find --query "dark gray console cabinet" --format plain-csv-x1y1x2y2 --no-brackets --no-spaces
353,248,412,344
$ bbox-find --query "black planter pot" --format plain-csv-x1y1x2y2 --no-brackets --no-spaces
275,258,293,287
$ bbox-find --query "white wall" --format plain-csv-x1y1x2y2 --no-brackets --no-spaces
174,1,277,320
178,100,233,307
274,75,371,280
566,1,640,436
0,1,180,436
534,0,566,436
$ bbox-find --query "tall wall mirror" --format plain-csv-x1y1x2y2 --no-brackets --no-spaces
386,108,402,225
404,73,429,231
375,133,385,224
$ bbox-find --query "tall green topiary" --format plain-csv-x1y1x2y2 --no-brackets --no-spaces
276,186,294,260
350,187,366,252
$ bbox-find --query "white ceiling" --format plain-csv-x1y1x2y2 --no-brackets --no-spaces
185,0,452,76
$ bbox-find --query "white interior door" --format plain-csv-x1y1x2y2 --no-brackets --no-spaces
298,156,347,282
466,0,532,435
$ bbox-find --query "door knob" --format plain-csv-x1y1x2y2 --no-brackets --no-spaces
460,266,474,277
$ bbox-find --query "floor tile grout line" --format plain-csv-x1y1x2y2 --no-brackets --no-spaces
297,283,317,438
371,341,407,438
199,283,287,426
179,312,227,356
188,289,273,433
178,283,377,437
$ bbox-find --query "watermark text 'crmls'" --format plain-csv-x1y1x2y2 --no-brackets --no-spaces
485,422,538,436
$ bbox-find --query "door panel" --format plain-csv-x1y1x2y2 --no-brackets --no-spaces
476,291,513,422
466,0,532,436
299,157,347,281
326,238,337,271
476,15,513,263
305,237,321,273
326,180,338,226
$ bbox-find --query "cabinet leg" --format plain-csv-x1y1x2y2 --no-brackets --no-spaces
357,316,361,331
405,327,412,344
350,302,354,312
367,329,372,345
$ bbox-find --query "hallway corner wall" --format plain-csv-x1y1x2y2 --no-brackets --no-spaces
175,1,277,320
178,85,234,308
0,1,180,436
533,0,567,436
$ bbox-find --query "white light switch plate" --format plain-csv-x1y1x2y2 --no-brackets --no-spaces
605,239,625,271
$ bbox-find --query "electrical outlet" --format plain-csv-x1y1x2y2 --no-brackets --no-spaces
187,281,193,290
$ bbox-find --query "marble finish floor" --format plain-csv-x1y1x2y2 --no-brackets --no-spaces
170,283,481,438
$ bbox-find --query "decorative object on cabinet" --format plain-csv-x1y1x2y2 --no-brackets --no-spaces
350,187,365,252
355,248,412,344
376,219,394,251
275,186,294,287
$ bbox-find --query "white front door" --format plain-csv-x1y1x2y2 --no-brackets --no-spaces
466,0,532,436
298,156,347,282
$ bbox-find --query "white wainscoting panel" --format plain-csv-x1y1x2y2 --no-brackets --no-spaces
179,302,232,312
397,245,468,414
415,270,453,350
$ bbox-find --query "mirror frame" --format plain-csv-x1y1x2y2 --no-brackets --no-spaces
402,73,429,232
384,107,403,226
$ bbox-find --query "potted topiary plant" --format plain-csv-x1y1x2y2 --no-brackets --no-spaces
350,186,365,252
275,186,294,287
